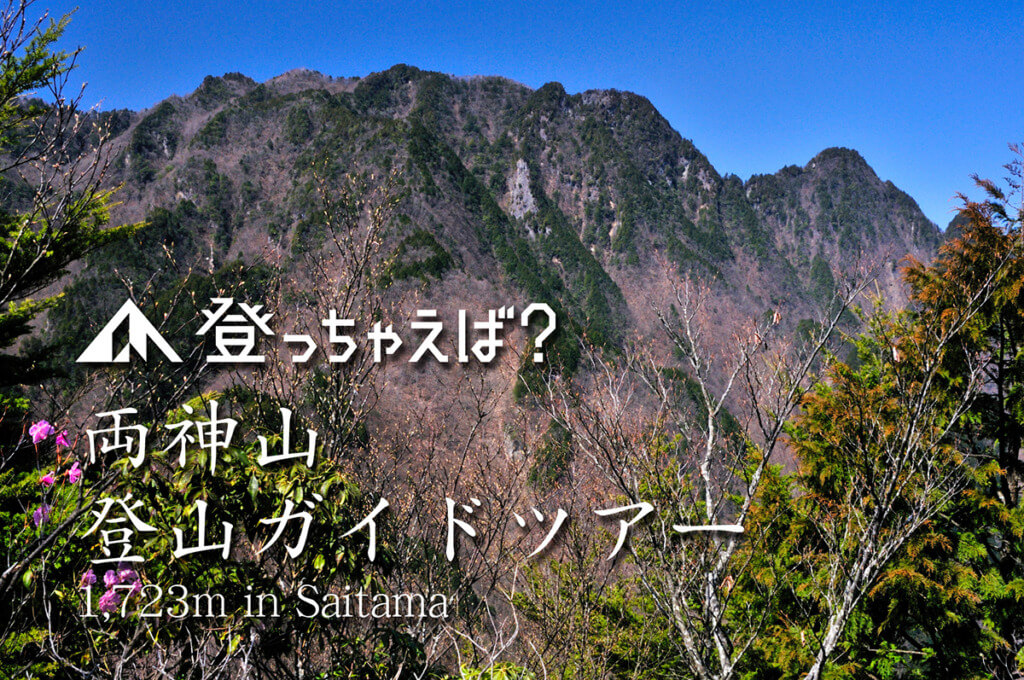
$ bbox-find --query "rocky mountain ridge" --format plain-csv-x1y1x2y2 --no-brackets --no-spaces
64,65,943,382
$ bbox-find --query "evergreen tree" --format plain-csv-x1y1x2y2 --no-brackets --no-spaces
0,0,138,413
0,3,135,674
858,149,1024,679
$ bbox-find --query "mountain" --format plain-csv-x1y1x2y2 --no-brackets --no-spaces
50,65,945,413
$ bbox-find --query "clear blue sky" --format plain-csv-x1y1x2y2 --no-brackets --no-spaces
43,0,1022,228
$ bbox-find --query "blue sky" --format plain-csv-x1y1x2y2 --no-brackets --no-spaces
44,0,1022,228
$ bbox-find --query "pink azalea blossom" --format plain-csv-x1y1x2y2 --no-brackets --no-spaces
103,570,119,588
117,567,138,584
67,461,82,484
39,471,55,487
32,504,50,527
55,430,70,448
97,588,121,613
29,420,55,444
79,570,97,587
129,580,142,597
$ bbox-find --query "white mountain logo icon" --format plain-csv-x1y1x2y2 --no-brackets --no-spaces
76,300,182,364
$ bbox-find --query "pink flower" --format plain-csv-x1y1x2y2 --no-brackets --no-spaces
32,504,50,527
97,588,121,613
129,580,142,597
117,567,138,584
79,569,97,587
29,420,55,444
67,461,82,484
39,471,55,487
55,430,70,448
103,570,118,588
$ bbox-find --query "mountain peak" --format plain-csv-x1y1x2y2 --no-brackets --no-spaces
807,147,872,173
189,73,257,109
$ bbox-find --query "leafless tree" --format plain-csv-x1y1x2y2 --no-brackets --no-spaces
538,270,866,680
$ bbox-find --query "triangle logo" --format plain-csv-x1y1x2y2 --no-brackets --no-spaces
77,300,182,364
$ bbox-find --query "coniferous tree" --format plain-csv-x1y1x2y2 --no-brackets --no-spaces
0,0,138,414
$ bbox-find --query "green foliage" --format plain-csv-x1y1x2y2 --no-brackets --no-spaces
353,64,422,114
0,183,130,386
0,388,414,677
809,252,836,302
192,109,228,147
199,159,235,246
857,160,1024,679
378,228,455,286
123,392,368,585
721,174,773,260
405,121,586,355
523,160,628,347
127,101,179,182
0,627,57,677
0,18,70,147
410,72,459,131
43,200,203,377
192,73,255,109
658,366,743,440
517,545,684,679
575,102,733,269
511,321,581,401
0,10,139,414
461,662,536,680
528,420,571,489
285,105,314,144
